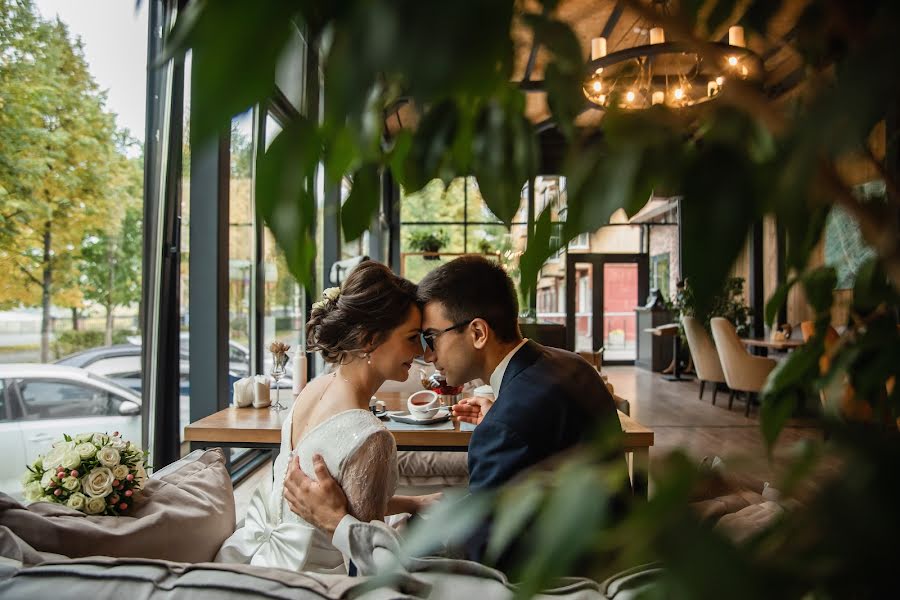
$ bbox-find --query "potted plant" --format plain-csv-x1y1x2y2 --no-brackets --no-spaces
408,229,449,260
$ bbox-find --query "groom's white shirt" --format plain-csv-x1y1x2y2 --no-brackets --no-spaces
488,338,528,399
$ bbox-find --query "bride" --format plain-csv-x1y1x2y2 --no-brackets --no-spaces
216,261,439,573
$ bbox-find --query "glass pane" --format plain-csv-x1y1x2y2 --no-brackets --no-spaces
602,263,638,361
229,111,254,377
400,225,465,283
0,1,148,493
263,113,305,393
179,52,192,451
400,178,465,223
574,264,594,352
464,177,504,224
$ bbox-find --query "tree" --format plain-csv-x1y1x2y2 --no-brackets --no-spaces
79,141,144,345
0,0,119,361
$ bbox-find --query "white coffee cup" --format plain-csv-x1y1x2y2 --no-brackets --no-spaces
407,390,440,420
473,384,495,401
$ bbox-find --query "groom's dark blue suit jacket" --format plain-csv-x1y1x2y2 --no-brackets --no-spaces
465,339,626,563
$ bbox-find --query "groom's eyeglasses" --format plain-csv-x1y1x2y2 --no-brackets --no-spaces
420,320,473,352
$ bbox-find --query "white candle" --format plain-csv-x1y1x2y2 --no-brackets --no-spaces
728,26,745,48
707,80,718,96
591,37,607,60
652,91,664,105
650,27,665,45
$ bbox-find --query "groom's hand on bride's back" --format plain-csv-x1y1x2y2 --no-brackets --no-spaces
283,454,348,534
452,396,494,425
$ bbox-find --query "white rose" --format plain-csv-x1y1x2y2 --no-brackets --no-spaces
21,469,38,485
62,476,80,492
323,286,341,301
91,433,108,445
53,439,75,450
60,450,82,471
31,457,43,470
74,433,94,443
112,464,129,480
84,496,106,515
66,492,87,511
81,467,114,498
108,437,127,450
40,470,56,489
23,481,44,502
96,447,120,467
41,445,67,470
74,442,97,459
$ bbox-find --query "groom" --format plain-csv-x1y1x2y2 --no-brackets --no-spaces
284,256,625,566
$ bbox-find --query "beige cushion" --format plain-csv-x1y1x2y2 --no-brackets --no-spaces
714,501,783,543
0,449,235,563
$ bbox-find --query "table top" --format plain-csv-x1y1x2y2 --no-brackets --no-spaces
740,337,805,350
643,324,679,337
184,391,654,451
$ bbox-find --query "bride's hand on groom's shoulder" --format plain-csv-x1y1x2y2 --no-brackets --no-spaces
283,454,348,534
452,396,494,425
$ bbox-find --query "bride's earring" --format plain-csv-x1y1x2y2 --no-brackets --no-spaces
366,353,372,365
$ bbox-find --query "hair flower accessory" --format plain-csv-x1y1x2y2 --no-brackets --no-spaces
312,286,341,311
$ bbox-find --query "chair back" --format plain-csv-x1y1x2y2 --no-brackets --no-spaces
682,316,726,383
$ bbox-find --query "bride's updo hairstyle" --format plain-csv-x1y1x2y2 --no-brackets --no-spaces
305,260,418,365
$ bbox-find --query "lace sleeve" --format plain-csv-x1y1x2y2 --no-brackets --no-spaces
340,429,398,523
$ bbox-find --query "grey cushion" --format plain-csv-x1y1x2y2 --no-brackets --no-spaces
0,449,235,563
0,555,664,599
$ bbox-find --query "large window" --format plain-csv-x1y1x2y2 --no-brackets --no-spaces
400,177,528,290
0,1,147,497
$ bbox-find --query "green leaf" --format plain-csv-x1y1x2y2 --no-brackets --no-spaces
801,267,837,314
543,62,583,140
765,277,798,328
340,163,380,242
518,206,555,301
324,127,360,185
171,0,296,141
256,116,319,290
401,490,494,559
680,144,757,318
403,100,460,191
486,478,546,564
471,94,538,226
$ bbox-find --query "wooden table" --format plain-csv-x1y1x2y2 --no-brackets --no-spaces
184,391,655,496
740,337,805,354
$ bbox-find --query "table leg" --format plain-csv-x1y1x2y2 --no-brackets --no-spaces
662,336,692,381
630,448,650,499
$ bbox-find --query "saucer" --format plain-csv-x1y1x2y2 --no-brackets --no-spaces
388,409,451,425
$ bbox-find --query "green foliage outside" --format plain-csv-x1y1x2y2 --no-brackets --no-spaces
167,0,900,596
54,329,138,360
0,0,144,360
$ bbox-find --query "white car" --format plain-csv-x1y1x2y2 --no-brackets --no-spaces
0,364,142,499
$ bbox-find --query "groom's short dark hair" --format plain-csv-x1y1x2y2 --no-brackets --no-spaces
417,256,520,343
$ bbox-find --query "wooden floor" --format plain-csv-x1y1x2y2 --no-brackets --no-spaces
604,365,828,486
233,365,831,519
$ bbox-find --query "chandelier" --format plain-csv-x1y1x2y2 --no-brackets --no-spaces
582,13,763,110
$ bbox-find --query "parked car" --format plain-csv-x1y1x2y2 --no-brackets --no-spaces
0,364,142,499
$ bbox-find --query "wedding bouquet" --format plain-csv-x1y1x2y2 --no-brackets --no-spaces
21,431,150,516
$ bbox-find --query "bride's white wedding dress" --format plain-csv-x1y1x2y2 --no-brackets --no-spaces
215,405,398,573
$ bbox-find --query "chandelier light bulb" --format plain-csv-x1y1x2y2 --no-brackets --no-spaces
673,87,684,100
716,76,725,86
626,90,636,103
728,56,738,67
592,80,602,93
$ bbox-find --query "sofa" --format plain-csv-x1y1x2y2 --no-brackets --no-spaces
0,448,661,599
